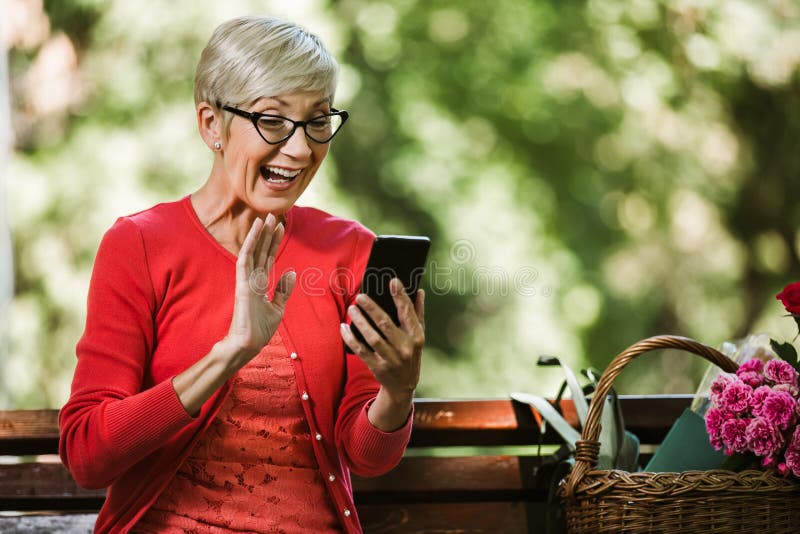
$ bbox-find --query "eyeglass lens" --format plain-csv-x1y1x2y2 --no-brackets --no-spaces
257,114,344,143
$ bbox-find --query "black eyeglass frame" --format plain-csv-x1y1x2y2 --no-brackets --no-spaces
219,103,349,145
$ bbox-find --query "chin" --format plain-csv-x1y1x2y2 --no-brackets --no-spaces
249,195,298,217
249,173,312,215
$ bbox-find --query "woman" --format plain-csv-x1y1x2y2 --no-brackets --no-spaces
58,16,425,534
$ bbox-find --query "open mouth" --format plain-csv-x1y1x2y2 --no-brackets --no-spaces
260,166,302,184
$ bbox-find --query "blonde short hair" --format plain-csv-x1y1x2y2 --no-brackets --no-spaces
194,16,339,133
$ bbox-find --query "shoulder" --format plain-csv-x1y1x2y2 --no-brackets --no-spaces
290,205,374,238
90,201,188,291
119,197,188,235
287,206,375,282
287,206,375,301
99,197,190,248
289,205,375,254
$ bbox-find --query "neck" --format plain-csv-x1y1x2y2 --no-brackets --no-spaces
190,177,287,256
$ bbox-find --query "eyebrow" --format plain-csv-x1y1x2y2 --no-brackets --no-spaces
257,96,331,107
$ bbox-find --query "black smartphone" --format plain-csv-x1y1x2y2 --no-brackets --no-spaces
348,235,431,352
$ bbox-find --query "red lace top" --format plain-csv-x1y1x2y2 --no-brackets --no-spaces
135,330,341,533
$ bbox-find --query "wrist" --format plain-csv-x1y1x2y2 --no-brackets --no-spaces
367,388,414,432
173,340,248,417
379,386,415,408
214,337,256,370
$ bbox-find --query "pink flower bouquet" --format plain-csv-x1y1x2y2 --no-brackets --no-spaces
705,281,800,477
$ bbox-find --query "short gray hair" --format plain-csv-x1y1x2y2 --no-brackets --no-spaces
194,16,339,133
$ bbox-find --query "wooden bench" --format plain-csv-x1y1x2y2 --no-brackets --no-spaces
0,395,689,533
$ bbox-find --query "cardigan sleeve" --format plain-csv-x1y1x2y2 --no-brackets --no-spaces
58,217,194,489
334,225,413,477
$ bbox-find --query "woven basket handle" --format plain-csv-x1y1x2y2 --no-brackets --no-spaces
561,335,739,499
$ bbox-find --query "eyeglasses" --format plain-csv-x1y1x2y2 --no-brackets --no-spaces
220,103,349,145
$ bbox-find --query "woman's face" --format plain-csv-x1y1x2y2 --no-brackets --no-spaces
220,91,332,217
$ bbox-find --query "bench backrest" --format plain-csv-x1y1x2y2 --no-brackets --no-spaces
0,395,690,532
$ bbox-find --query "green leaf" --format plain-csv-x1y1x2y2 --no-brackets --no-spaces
771,339,798,366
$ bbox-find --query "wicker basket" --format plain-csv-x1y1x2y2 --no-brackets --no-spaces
559,335,800,533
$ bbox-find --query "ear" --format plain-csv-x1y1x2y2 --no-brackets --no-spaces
197,101,223,151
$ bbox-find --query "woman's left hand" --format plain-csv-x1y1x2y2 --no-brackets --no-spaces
340,278,425,430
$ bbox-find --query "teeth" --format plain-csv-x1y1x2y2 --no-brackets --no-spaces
266,166,302,178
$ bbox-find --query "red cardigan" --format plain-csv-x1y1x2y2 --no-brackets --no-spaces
59,196,412,533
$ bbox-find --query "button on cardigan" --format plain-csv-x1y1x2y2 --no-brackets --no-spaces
58,196,413,533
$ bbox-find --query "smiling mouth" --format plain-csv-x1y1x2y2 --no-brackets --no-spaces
260,166,302,184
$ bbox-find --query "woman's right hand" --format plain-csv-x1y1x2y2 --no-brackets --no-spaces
224,213,296,365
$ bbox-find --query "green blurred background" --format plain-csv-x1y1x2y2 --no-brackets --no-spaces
2,0,799,409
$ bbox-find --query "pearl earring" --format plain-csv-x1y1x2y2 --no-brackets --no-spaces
213,142,221,150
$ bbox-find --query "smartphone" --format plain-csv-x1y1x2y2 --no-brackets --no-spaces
348,235,431,352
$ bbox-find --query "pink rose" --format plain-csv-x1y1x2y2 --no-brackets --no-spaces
737,358,765,376
764,359,799,386
721,380,753,414
791,426,800,450
778,462,790,477
774,383,800,397
721,418,749,454
761,390,797,430
747,417,785,457
785,447,800,477
738,371,763,389
705,408,727,450
710,373,736,406
751,386,772,416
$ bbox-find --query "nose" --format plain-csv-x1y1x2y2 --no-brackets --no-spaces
280,127,313,160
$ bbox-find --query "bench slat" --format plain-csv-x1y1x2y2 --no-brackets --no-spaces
354,455,547,504
358,501,535,533
0,410,60,456
0,514,98,533
0,395,693,454
0,463,105,511
1,455,552,510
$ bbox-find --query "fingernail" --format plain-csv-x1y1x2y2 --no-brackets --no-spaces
340,323,349,335
266,213,275,225
355,294,367,305
391,278,402,294
348,305,358,317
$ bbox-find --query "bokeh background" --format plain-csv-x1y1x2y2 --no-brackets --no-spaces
2,0,799,409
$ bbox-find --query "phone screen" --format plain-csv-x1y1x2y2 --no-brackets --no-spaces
348,235,430,352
